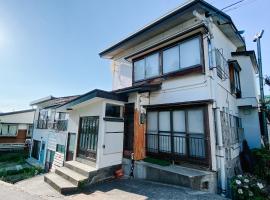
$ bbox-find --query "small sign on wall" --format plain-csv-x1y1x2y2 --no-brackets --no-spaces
140,113,146,124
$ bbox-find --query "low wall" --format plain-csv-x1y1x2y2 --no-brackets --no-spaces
122,158,217,193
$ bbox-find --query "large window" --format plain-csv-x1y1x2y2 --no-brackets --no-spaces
0,124,18,136
133,36,202,82
146,107,207,160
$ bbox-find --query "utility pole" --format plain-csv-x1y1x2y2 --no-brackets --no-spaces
253,30,268,145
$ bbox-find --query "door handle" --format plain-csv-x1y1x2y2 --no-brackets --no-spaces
102,145,105,149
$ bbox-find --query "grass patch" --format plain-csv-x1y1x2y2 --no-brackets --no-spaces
143,157,171,166
0,151,44,184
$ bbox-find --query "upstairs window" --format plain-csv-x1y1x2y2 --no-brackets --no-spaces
134,59,145,81
163,45,180,74
180,37,201,68
134,53,159,81
229,61,241,98
133,35,202,82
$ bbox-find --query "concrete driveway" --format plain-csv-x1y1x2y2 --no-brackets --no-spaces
3,175,227,200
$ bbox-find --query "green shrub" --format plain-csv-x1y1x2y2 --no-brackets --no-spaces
231,174,270,200
0,166,43,184
252,148,270,184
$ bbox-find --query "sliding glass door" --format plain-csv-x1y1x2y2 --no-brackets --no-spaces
146,106,209,165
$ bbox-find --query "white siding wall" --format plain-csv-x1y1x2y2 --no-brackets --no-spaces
67,99,124,169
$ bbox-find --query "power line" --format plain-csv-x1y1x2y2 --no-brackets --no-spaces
221,0,246,11
222,0,261,13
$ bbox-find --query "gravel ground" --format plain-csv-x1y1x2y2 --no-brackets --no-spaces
2,175,228,200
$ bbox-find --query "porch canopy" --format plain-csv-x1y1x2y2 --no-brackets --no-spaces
57,89,128,112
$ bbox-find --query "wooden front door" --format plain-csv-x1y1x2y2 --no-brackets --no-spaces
66,132,76,161
123,103,134,157
77,116,99,161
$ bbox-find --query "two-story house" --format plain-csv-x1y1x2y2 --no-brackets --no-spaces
99,0,261,194
29,95,78,171
43,0,261,195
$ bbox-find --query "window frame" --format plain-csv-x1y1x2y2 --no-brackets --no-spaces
105,103,124,119
132,34,204,84
229,61,242,98
146,104,210,165
0,123,18,137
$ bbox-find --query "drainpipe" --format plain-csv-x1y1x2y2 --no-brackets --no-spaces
193,10,226,195
215,108,226,195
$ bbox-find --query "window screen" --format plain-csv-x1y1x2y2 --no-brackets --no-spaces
145,53,159,78
187,109,204,134
163,46,180,74
134,59,145,81
180,37,201,69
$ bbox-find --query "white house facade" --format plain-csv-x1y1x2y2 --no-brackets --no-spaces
99,0,261,195
42,0,261,196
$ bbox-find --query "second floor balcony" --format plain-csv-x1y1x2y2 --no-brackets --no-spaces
36,119,68,132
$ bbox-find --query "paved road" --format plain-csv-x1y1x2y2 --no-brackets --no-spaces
0,175,227,200
0,181,44,200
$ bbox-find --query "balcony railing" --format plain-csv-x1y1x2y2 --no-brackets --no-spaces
145,133,209,165
36,120,48,129
215,48,229,80
36,120,68,131
53,120,68,131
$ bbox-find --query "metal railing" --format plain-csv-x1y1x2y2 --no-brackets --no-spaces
215,48,229,80
36,120,48,129
146,133,209,164
53,120,68,131
36,119,68,131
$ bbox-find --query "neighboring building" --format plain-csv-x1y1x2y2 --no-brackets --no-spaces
43,0,261,196
29,95,78,170
0,109,35,150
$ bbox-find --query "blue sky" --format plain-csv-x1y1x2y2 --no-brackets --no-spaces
0,0,269,112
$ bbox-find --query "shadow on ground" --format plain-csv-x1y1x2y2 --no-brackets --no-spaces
69,178,227,200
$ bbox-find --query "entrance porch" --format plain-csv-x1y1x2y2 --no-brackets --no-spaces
44,89,127,194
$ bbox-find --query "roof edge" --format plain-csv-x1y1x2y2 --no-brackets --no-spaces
0,109,35,116
99,0,244,58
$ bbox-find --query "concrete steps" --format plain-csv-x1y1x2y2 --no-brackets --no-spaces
65,160,97,177
44,160,97,194
55,167,88,186
44,173,77,194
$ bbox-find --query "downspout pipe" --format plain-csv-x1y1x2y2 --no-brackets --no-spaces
193,10,226,195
